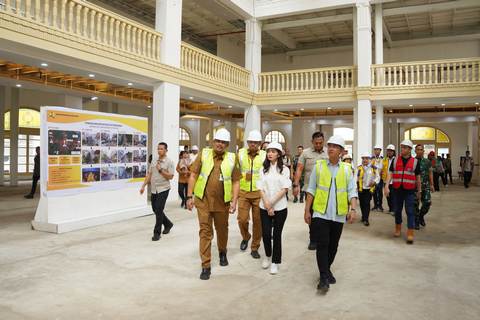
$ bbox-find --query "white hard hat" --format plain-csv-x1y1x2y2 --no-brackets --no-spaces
214,128,231,142
386,144,395,151
246,130,262,142
191,145,199,151
327,135,346,149
400,139,414,149
266,142,283,153
343,154,352,160
360,153,371,159
374,145,382,150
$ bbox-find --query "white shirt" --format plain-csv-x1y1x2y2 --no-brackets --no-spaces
190,153,198,163
257,164,292,211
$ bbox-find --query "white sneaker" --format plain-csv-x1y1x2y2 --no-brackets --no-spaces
262,257,271,269
270,263,279,275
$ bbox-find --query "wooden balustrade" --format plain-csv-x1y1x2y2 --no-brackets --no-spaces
181,42,251,90
0,0,162,61
258,66,355,93
372,58,480,87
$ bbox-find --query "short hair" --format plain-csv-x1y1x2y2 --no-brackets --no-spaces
297,145,304,149
415,144,423,148
312,131,324,140
158,142,168,149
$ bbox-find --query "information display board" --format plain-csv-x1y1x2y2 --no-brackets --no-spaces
41,107,148,197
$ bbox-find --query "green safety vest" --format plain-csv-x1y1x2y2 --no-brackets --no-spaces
238,148,266,192
193,148,236,203
312,159,350,216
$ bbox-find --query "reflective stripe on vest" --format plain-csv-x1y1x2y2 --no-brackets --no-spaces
312,159,350,216
357,165,376,193
193,148,236,202
392,156,418,190
238,148,266,192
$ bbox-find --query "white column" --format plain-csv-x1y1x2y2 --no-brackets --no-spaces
156,0,182,67
374,3,384,150
291,119,304,149
354,0,373,166
10,87,20,186
0,86,5,185
467,122,474,152
154,0,182,201
244,18,262,146
352,6,357,66
244,105,261,145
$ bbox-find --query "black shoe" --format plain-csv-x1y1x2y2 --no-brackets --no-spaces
219,252,229,266
240,239,249,251
317,276,330,292
251,251,261,259
363,220,370,227
419,217,426,227
200,268,211,280
308,241,317,251
371,207,378,212
378,207,384,212
24,194,34,199
163,224,173,234
327,270,336,284
151,234,160,241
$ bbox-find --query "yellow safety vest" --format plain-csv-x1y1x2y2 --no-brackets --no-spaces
357,165,376,193
193,148,236,203
238,148,266,192
381,158,389,181
312,159,350,216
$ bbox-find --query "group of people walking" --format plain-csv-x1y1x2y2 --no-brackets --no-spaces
139,127,475,293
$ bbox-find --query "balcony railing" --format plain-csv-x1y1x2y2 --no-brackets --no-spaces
180,42,251,90
259,66,356,94
372,58,480,87
1,0,162,61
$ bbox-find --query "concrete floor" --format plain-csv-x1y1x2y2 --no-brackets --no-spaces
1,183,479,320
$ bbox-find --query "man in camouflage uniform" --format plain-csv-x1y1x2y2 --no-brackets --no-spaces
414,144,435,229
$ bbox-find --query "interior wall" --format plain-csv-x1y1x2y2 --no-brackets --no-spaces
217,35,246,67
262,40,480,72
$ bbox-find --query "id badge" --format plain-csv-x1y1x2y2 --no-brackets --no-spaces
245,172,252,181
219,174,224,182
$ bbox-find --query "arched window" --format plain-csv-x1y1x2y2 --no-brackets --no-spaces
3,108,41,175
334,127,354,156
265,130,285,144
179,127,190,141
404,126,451,157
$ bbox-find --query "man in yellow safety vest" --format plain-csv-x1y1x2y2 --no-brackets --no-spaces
187,128,241,280
237,130,266,259
304,135,358,293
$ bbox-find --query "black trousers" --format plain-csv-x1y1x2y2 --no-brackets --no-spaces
440,173,447,186
445,169,453,184
178,183,188,206
387,184,395,212
261,208,287,264
464,171,472,188
433,172,441,191
358,190,372,222
312,218,344,275
29,175,40,196
309,207,315,243
151,190,173,236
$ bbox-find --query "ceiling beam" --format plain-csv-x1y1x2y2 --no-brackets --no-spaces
383,0,480,17
255,0,356,20
265,29,297,49
262,0,480,32
382,20,393,48
263,14,353,31
216,0,254,19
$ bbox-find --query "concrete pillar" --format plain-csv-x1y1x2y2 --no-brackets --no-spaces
154,0,182,201
354,0,372,166
0,86,5,185
244,105,261,146
374,3,384,151
10,87,20,186
225,121,237,152
467,122,474,152
64,95,83,109
245,18,262,93
291,119,304,150
353,6,357,66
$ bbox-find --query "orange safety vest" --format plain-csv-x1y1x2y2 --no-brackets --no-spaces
392,157,418,190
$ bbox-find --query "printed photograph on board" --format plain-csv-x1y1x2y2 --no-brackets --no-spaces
101,132,118,147
133,164,147,178
133,149,147,163
118,149,133,163
101,148,118,164
82,131,101,147
48,130,81,155
118,134,133,147
117,165,133,179
101,165,117,181
133,134,147,147
82,167,100,183
82,149,100,164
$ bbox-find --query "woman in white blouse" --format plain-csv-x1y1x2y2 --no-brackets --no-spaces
257,142,292,275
